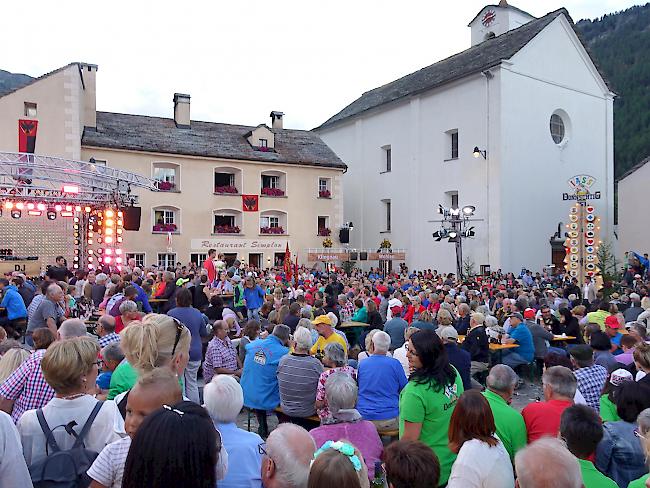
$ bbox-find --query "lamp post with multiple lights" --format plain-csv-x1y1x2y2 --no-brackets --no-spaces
430,204,481,279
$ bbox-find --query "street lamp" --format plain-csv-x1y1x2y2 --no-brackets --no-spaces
473,147,487,159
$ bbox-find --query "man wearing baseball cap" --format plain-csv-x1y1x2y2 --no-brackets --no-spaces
524,307,556,361
439,326,471,390
604,315,623,355
310,314,347,357
501,312,535,369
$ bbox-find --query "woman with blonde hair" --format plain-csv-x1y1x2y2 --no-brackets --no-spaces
107,313,191,402
17,337,119,466
0,347,30,383
436,308,454,328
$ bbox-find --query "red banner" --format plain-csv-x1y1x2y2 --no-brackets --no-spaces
19,119,38,153
242,194,259,212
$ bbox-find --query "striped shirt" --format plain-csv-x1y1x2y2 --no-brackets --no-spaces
87,435,131,488
0,349,54,423
277,353,324,417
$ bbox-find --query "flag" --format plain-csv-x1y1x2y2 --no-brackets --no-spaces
294,255,299,288
242,195,259,212
284,243,292,281
18,120,38,153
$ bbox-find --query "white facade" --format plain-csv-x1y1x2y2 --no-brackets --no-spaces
316,7,614,274
618,158,650,256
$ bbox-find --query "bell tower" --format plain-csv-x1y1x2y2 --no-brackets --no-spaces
469,0,535,46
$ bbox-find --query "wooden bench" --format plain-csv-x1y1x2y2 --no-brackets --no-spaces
274,406,320,423
377,428,399,441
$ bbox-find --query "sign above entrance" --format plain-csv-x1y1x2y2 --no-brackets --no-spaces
191,238,287,252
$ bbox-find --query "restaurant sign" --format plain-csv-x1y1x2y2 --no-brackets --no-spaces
191,238,287,252
307,252,349,262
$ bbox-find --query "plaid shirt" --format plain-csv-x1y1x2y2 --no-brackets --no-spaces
340,301,355,322
98,332,121,348
0,349,54,423
574,364,608,412
202,336,238,383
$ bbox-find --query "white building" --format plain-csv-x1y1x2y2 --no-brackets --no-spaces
617,156,650,256
315,2,614,274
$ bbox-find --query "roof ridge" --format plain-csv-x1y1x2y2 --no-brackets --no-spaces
0,62,81,100
315,8,569,131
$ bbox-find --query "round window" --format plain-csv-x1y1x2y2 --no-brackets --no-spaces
549,113,566,144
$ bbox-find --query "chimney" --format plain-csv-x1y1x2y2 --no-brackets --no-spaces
173,93,191,128
79,63,98,129
270,111,284,129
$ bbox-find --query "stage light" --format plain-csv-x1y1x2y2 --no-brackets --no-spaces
117,229,123,235
105,249,113,255
74,217,79,223
15,202,24,210
88,232,93,238
89,225,94,231
462,205,476,216
37,203,46,211
61,211,74,217
85,206,91,213
27,210,42,216
75,206,81,212
87,239,93,245
106,219,114,227
106,210,114,218
116,257,123,264
55,205,62,212
74,239,80,246
117,237,123,243
117,211,123,218
117,220,123,226
65,205,72,212
88,256,94,262
46,211,57,220
73,256,79,262
105,236,113,244
105,256,112,264
117,266,122,272
88,264,94,269
11,210,21,219
4,202,13,210
115,249,122,255
105,229,114,235
62,185,79,194
98,257,103,263
75,249,80,255
97,248,103,254
448,230,458,239
74,224,79,230
88,249,93,255
27,203,35,210
73,264,79,269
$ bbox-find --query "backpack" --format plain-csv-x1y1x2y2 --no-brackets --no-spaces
29,401,104,488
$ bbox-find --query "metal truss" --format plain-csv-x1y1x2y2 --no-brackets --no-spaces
0,151,158,207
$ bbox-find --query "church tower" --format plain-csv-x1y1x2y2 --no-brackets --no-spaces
468,0,535,46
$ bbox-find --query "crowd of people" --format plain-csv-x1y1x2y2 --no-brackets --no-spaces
1,250,650,487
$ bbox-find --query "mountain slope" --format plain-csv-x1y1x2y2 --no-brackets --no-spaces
0,69,34,97
576,3,650,179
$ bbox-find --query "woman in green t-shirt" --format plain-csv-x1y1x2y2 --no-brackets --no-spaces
599,368,634,423
399,329,464,487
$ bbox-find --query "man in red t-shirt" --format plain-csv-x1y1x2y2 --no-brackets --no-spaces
522,365,576,443
203,249,217,284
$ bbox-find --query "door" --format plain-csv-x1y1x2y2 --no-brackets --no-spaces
249,253,261,269
223,253,238,267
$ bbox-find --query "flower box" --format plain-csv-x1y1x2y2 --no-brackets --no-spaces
153,223,177,232
319,190,331,198
155,181,176,191
258,146,271,152
260,226,285,235
261,187,285,197
318,228,331,236
214,185,238,194
214,225,240,234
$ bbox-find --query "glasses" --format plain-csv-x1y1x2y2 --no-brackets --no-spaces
170,317,184,357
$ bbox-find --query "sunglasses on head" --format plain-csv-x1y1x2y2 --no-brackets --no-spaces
170,317,185,357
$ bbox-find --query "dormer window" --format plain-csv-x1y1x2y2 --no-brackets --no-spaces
259,139,268,148
246,125,275,152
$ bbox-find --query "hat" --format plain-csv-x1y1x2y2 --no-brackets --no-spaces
569,344,593,361
175,278,189,286
609,368,633,386
390,306,403,316
312,315,332,326
231,275,242,283
508,312,524,322
630,292,641,301
605,315,620,329
635,274,642,279
523,308,536,320
439,326,459,342
611,292,620,300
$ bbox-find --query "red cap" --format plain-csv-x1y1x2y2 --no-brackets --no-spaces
524,308,536,320
605,315,620,329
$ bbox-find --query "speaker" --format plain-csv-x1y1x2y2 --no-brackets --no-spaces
122,207,142,231
339,228,350,244
359,252,368,261
349,252,358,261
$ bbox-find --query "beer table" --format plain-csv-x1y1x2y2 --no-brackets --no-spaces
339,321,367,346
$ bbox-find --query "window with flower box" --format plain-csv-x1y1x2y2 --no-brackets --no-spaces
214,170,239,194
153,208,179,233
317,216,331,236
213,211,241,234
261,171,286,197
153,163,179,191
260,211,286,234
318,178,331,198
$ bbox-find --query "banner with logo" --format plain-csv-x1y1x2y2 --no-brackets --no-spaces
18,119,38,153
242,195,259,212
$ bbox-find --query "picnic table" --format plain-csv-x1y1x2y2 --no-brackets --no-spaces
339,321,367,346
149,298,168,312
552,335,577,341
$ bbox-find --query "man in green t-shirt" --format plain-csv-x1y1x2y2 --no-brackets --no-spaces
560,404,618,488
482,365,527,460
399,370,463,486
